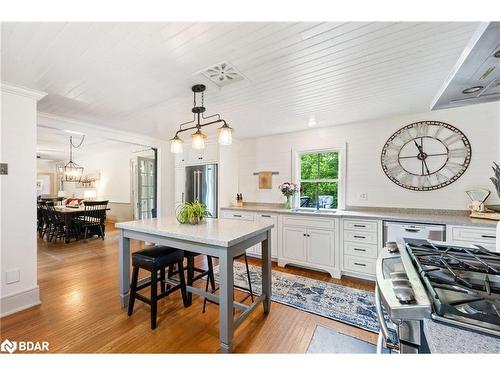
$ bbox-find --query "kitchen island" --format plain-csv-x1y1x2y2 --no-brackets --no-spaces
115,217,274,353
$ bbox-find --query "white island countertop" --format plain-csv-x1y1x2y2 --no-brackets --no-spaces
115,216,274,248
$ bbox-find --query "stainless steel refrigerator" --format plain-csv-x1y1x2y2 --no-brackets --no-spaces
185,164,218,218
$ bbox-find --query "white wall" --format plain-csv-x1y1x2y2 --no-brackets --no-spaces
1,83,46,317
236,102,500,210
37,113,175,217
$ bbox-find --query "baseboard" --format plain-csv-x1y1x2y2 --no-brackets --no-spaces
0,286,41,317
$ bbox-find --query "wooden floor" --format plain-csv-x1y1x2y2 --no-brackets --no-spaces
0,223,377,353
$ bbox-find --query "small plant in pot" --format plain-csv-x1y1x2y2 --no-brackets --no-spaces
176,200,211,224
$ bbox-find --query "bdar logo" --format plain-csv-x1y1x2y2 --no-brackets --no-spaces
1,339,17,353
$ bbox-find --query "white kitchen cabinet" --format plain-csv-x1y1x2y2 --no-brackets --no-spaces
280,215,340,278
342,218,380,280
174,142,219,166
282,226,307,261
253,213,279,258
447,225,497,252
307,229,335,266
220,209,279,259
174,166,185,207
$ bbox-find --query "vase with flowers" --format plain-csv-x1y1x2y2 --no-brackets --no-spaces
279,182,298,209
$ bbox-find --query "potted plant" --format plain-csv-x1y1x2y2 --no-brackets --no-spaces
176,201,211,224
278,182,298,209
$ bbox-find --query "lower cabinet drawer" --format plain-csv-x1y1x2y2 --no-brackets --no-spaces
343,230,378,245
221,210,255,221
343,242,378,259
343,255,376,275
451,226,496,245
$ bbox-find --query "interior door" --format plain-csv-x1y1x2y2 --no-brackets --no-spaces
137,156,156,219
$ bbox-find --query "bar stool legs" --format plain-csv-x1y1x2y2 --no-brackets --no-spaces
127,247,188,330
202,253,255,313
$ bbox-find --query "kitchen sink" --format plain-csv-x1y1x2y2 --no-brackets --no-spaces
290,208,337,214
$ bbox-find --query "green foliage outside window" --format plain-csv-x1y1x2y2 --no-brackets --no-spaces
299,151,339,209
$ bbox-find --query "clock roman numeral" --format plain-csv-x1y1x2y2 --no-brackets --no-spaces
448,147,468,158
417,175,432,188
442,133,464,147
397,129,413,143
415,123,430,137
444,162,465,175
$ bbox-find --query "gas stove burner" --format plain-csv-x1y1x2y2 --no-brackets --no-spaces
456,300,500,320
405,238,500,336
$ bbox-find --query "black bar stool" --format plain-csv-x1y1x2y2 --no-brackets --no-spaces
128,246,188,329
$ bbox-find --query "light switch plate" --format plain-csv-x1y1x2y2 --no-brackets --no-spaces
5,269,20,284
0,163,7,175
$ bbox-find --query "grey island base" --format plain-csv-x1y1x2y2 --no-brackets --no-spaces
115,217,274,353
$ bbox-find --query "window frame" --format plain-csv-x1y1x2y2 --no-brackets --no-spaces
291,144,346,210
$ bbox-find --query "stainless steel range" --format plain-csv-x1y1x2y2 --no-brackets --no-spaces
405,239,500,337
376,237,500,354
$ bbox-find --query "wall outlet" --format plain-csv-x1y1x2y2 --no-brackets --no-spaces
359,192,368,201
5,269,20,284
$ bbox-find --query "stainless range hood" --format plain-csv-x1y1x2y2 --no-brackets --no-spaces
431,22,500,110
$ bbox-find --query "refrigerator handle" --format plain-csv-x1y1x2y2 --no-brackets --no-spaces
193,170,197,202
197,171,202,202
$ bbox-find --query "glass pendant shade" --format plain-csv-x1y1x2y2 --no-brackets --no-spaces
191,129,207,150
217,124,233,145
170,135,184,154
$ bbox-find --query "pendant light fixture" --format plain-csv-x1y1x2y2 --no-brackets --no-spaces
57,135,85,182
169,84,233,153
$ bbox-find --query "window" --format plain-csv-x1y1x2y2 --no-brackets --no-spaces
299,151,339,209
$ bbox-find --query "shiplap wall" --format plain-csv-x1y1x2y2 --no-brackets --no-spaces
236,102,500,210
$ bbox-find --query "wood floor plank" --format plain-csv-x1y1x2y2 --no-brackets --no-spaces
0,223,377,353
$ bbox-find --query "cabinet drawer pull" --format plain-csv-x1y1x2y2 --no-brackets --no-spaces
354,248,366,252
481,235,496,239
233,214,242,218
261,214,271,218
354,262,366,267
353,224,366,228
353,235,366,239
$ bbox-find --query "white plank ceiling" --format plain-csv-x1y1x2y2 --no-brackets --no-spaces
1,22,479,139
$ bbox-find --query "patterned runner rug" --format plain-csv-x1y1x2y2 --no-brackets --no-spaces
212,262,382,333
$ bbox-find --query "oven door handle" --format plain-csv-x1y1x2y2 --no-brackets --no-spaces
375,286,399,352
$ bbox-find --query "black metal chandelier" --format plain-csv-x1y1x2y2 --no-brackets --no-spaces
170,84,233,153
57,136,85,182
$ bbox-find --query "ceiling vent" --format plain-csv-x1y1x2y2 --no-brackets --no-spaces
198,61,245,88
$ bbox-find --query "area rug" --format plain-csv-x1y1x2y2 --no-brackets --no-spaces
306,325,389,353
212,263,382,334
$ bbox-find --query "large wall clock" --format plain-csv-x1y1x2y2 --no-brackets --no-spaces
381,121,471,191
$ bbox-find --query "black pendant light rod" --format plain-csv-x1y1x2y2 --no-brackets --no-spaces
173,84,227,137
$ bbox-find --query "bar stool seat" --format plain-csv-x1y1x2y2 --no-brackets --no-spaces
133,247,184,270
128,246,188,329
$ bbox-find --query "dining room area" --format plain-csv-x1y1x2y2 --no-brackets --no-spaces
36,126,159,245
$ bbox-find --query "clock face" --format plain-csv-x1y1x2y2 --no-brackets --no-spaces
381,121,471,191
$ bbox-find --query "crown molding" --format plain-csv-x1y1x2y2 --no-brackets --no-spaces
37,112,167,148
1,82,47,101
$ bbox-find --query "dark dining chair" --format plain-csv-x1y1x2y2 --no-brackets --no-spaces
37,201,45,237
74,200,109,240
45,201,66,243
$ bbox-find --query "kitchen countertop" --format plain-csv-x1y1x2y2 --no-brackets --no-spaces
423,318,500,353
115,216,273,247
221,205,498,227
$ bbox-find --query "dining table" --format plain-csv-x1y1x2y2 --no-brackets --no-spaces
115,216,274,353
54,205,86,243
